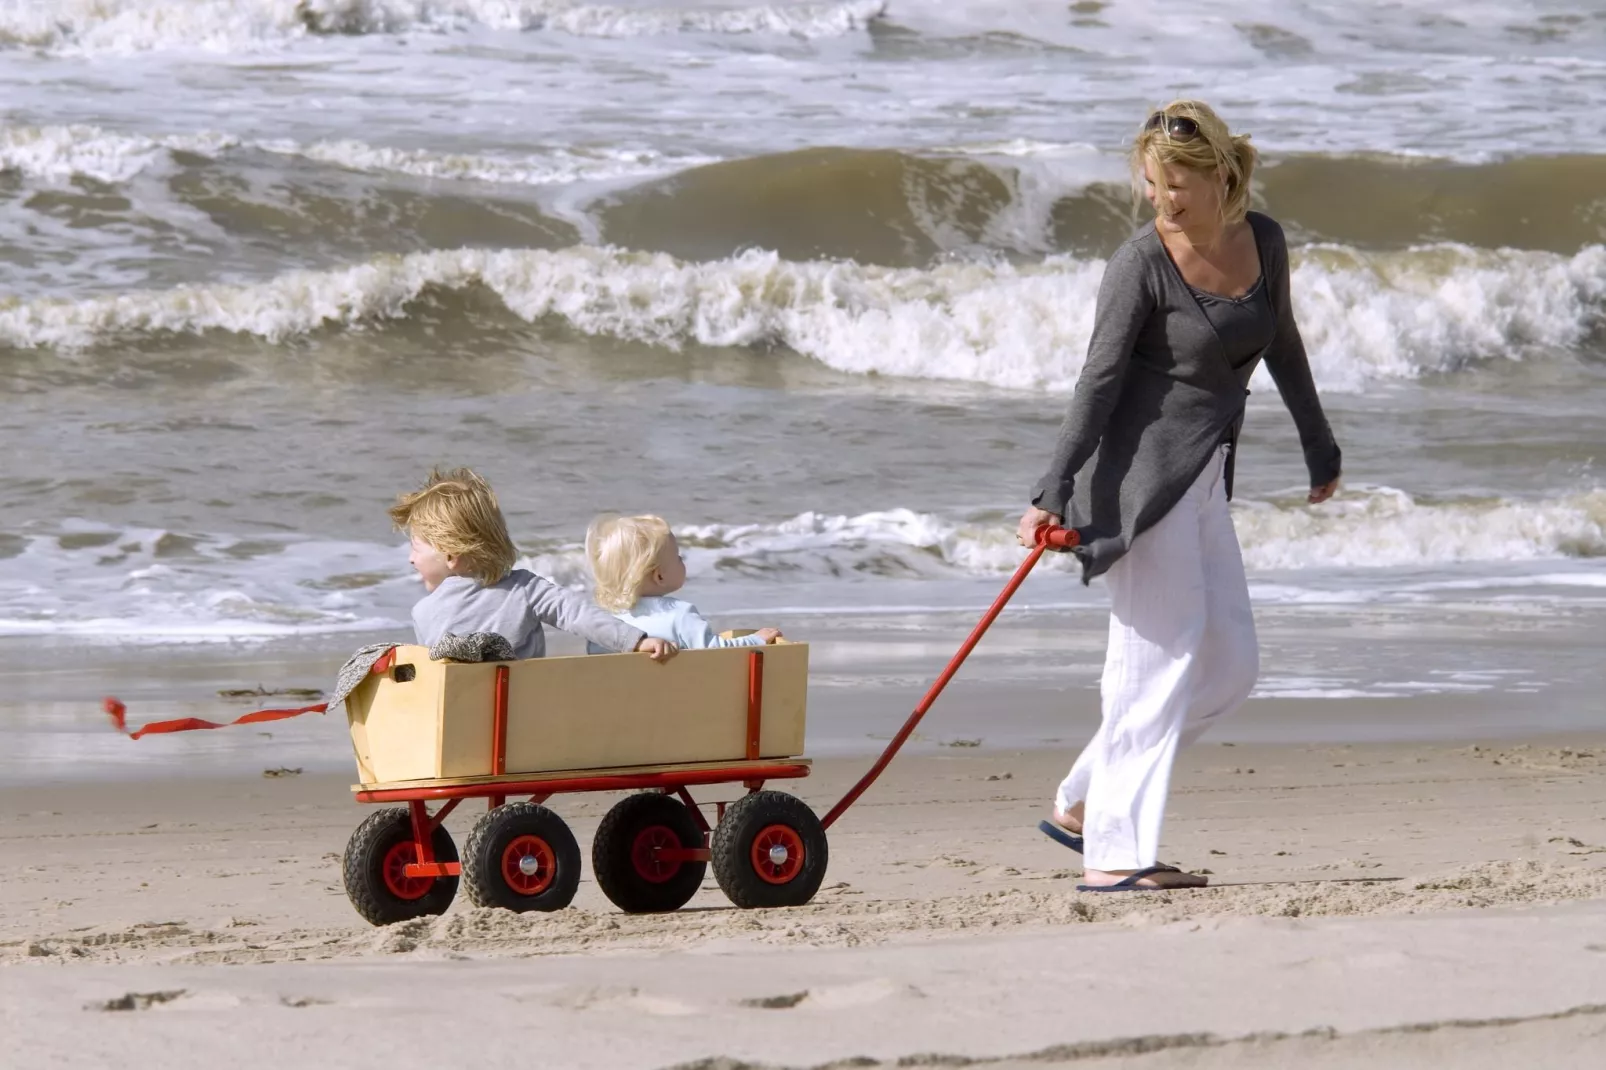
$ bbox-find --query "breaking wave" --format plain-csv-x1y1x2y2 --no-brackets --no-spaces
4,243,1602,393
0,0,887,55
530,489,1606,584
5,488,1600,637
6,132,1604,267
0,121,714,188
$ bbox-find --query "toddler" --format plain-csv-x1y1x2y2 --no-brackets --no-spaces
586,514,782,650
390,469,675,661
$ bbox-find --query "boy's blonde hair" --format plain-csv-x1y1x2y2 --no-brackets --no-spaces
388,468,517,586
1131,99,1257,227
586,514,672,612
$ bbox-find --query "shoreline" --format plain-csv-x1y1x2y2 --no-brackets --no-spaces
4,593,1603,786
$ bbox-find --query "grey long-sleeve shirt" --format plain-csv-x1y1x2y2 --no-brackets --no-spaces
1031,212,1341,582
410,570,645,659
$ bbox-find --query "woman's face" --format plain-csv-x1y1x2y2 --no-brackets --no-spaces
1143,157,1223,234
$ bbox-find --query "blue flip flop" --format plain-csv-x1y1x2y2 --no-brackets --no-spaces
1037,818,1084,855
1076,865,1187,893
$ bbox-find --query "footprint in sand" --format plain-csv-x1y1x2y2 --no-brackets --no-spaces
547,985,700,1016
90,990,188,1012
739,978,922,1011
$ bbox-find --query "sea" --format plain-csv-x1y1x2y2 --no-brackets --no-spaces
1,0,1602,777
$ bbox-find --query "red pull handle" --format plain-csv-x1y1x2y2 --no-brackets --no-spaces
1034,524,1081,550
820,520,1084,830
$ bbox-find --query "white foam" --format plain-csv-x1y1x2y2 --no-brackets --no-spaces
0,522,412,640
4,243,1602,394
0,0,886,55
0,124,236,185
529,490,1606,588
256,138,719,187
1232,485,1606,570
524,0,886,37
1289,244,1606,391
5,489,1601,638
0,121,713,189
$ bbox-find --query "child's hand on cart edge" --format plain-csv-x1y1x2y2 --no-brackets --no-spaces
757,627,783,644
635,636,678,661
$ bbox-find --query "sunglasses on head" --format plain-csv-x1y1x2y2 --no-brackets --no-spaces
1144,112,1200,140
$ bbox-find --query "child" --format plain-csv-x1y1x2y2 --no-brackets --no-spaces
586,514,782,650
390,469,676,661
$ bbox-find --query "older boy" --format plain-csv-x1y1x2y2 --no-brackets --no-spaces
390,468,675,661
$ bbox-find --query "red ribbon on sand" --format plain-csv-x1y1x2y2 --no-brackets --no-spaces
104,647,397,740
104,696,329,740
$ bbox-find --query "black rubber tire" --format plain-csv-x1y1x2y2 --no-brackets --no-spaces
461,802,581,912
710,790,828,909
342,807,459,926
592,793,708,914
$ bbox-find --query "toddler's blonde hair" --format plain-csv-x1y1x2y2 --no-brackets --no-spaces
388,467,517,586
587,514,672,612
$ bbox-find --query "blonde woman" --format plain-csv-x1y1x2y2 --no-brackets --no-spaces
586,514,783,650
1017,101,1342,892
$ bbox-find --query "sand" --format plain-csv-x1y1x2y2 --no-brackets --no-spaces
3,730,1605,1068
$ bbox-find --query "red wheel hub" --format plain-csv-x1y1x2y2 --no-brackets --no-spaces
382,841,432,900
630,825,683,884
502,834,557,896
750,824,805,885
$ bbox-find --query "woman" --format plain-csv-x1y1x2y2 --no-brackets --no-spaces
1017,101,1341,892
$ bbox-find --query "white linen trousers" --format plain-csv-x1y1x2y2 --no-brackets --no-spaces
1054,444,1260,871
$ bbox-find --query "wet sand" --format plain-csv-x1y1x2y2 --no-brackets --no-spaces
5,592,1603,785
3,726,1604,1068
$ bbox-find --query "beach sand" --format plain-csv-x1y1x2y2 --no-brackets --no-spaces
3,716,1604,1068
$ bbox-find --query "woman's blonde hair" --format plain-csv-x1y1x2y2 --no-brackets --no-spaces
1131,99,1257,226
388,467,517,586
586,514,672,612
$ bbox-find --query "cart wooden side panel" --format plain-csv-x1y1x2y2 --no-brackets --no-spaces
346,654,447,787
344,643,808,787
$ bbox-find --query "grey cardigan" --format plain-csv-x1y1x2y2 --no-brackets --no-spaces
1031,212,1341,582
411,569,646,659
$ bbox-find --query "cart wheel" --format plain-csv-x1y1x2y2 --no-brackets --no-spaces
461,802,580,912
711,791,828,909
342,807,459,927
592,793,707,914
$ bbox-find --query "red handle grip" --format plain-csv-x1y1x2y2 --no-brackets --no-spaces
1034,525,1080,550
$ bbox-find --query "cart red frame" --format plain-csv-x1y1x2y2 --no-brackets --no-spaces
352,649,810,881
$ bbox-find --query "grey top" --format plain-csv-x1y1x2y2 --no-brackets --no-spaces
1031,212,1341,582
1188,274,1274,368
411,569,646,659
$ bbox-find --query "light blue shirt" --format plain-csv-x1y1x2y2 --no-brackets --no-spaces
587,595,766,653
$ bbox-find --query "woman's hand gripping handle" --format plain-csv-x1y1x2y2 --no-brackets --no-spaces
1016,507,1080,552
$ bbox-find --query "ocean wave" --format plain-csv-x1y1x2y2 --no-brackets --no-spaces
530,489,1606,583
5,489,1599,637
0,123,236,185
602,148,1606,261
0,522,409,639
9,132,1605,261
0,0,886,55
4,243,1602,392
1231,487,1606,570
0,121,713,188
